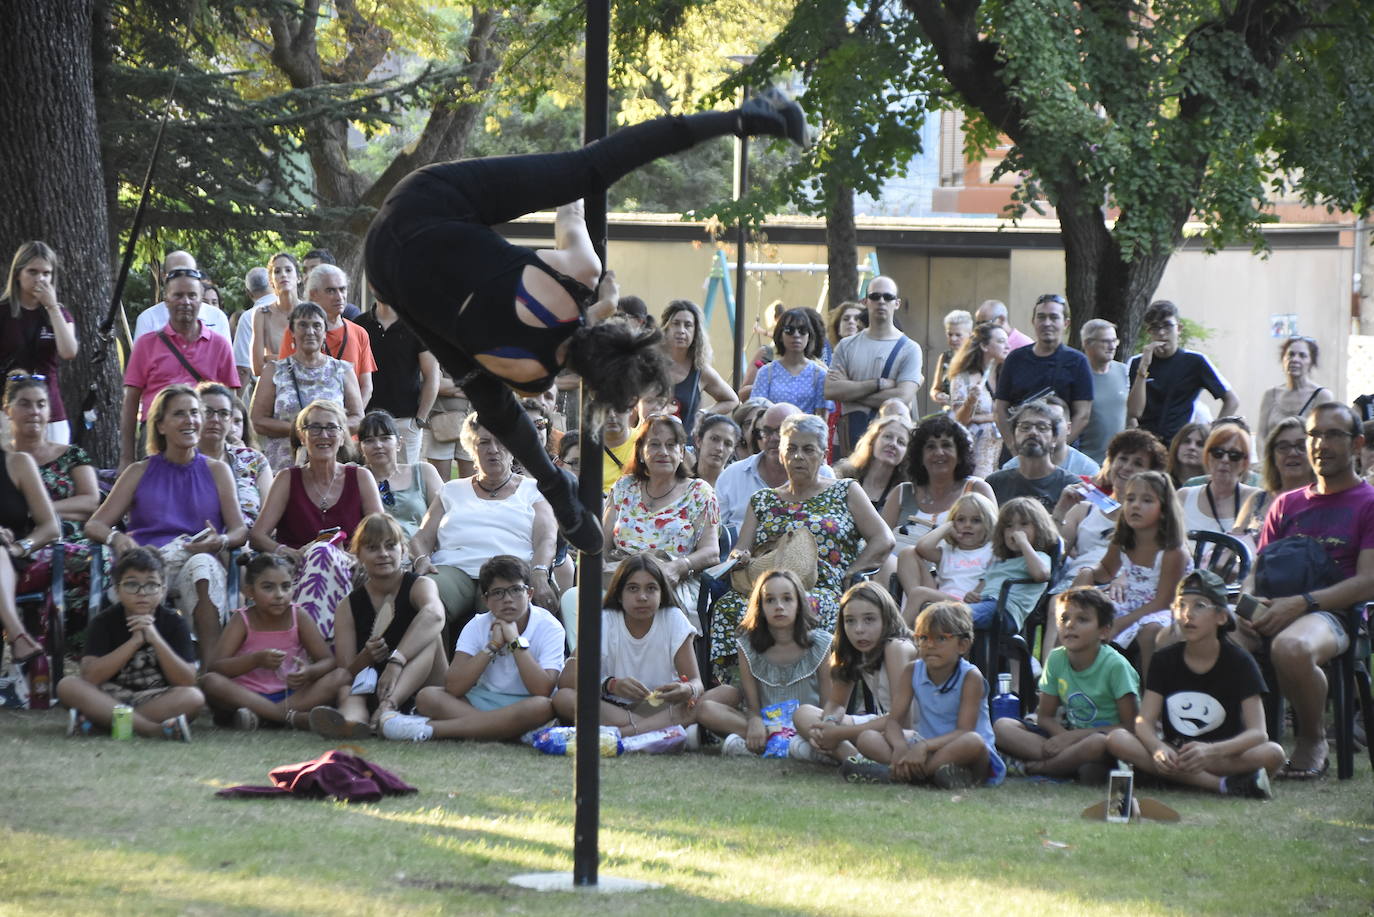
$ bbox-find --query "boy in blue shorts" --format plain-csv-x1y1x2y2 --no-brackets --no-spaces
993,587,1139,782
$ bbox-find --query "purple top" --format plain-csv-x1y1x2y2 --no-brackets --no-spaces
127,453,224,548
1260,479,1374,579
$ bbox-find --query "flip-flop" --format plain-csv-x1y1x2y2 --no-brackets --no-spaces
9,634,42,664
1277,757,1329,780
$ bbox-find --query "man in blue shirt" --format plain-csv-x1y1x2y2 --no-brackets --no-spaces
993,294,1093,448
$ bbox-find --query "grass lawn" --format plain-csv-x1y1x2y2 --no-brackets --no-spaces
2,708,1371,916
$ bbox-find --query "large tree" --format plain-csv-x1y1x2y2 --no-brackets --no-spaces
0,0,122,464
902,0,1374,344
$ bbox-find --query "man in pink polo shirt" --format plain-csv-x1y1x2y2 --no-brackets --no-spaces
975,299,1033,351
120,268,240,469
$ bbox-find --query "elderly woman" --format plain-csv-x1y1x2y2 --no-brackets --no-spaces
5,375,101,632
1235,416,1315,544
946,321,1008,477
359,409,443,538
834,414,910,514
708,413,894,677
746,307,830,419
196,382,272,531
251,400,384,641
0,242,79,444
87,385,248,653
603,413,720,629
661,299,739,437
250,301,362,472
1176,422,1263,546
412,414,558,632
1258,336,1334,449
882,413,996,545
692,413,740,489
1057,429,1169,585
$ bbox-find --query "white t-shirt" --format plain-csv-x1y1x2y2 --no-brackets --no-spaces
133,300,233,343
454,605,565,696
936,543,994,597
232,294,277,370
600,606,695,689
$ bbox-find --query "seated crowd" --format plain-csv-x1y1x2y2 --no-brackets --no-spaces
3,241,1370,798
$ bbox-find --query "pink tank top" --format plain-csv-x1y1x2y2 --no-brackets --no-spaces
232,607,305,696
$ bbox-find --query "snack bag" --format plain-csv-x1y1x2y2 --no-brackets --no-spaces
529,725,623,757
760,699,800,758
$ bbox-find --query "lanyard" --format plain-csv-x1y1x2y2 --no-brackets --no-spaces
1205,481,1240,526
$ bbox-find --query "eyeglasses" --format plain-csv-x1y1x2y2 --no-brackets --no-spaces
118,580,164,595
1035,294,1066,306
1307,428,1356,443
203,408,232,420
1272,440,1306,455
1209,447,1246,463
781,324,809,335
1016,421,1053,434
303,423,342,436
757,425,781,440
378,480,396,507
165,268,204,281
1089,338,1119,348
866,291,898,302
484,585,529,601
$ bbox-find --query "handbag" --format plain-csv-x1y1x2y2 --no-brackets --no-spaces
428,410,464,443
731,526,819,595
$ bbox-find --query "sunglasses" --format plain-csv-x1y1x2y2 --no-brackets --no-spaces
5,373,46,383
165,268,205,281
1035,293,1066,306
1209,447,1246,463
378,480,396,507
781,324,809,335
866,291,898,302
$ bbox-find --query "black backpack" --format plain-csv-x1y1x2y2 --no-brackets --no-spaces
1253,535,1343,599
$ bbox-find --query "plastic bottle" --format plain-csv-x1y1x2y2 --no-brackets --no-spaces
27,651,50,711
990,672,1019,723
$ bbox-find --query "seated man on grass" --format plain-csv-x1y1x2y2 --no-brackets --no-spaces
379,555,565,742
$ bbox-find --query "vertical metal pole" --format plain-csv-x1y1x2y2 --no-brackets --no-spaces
731,85,750,391
574,0,609,889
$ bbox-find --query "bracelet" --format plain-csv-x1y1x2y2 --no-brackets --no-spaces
389,650,407,667
385,657,403,667
602,676,617,694
16,538,34,557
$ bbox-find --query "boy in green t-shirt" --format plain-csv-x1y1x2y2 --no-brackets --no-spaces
993,587,1140,782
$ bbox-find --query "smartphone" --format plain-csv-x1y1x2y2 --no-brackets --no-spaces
191,525,216,541
1234,593,1262,621
1078,483,1121,515
1107,763,1134,823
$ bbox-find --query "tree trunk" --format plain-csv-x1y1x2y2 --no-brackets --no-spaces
0,0,120,466
826,180,858,312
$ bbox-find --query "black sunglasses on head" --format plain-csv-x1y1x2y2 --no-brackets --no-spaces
165,268,205,281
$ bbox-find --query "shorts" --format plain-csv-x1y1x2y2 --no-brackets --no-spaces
423,396,473,462
101,683,172,707
904,730,1006,786
1313,610,1352,654
465,684,534,712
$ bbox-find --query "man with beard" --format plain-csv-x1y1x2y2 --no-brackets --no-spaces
986,399,1080,512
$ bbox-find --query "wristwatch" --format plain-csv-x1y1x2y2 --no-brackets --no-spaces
15,538,34,557
508,636,530,653
1302,592,1320,613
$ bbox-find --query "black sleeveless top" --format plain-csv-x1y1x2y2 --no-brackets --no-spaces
0,449,34,537
347,572,423,675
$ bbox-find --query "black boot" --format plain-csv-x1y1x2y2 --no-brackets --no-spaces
737,87,808,146
538,466,604,555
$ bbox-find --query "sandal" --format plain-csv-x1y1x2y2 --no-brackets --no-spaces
9,633,42,665
1277,757,1329,781
161,714,192,743
308,705,370,740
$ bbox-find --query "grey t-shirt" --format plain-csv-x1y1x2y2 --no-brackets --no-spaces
1079,361,1129,462
830,331,924,416
986,466,1081,513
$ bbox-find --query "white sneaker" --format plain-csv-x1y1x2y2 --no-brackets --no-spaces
684,724,702,751
721,734,752,757
380,712,433,742
787,736,837,765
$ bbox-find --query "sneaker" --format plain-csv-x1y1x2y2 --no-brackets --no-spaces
66,708,92,737
379,711,433,742
1003,756,1028,778
721,734,753,757
233,707,260,732
841,754,891,784
738,87,809,146
309,705,370,740
1076,760,1110,786
1225,768,1274,800
932,763,975,789
684,724,702,751
787,736,837,765
161,714,192,743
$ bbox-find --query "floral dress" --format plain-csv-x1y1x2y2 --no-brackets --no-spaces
608,476,720,629
951,371,1001,478
709,479,861,676
18,444,105,636
1113,550,1194,648
263,355,348,471
222,443,270,529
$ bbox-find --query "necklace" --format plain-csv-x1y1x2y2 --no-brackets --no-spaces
645,479,678,504
307,465,342,511
474,472,514,497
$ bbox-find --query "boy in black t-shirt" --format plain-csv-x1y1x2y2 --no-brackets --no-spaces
55,548,202,740
1106,570,1284,798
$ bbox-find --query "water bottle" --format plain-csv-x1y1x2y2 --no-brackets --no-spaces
990,672,1019,723
27,651,50,711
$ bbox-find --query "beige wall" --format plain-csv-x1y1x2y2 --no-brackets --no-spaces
511,225,1354,430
